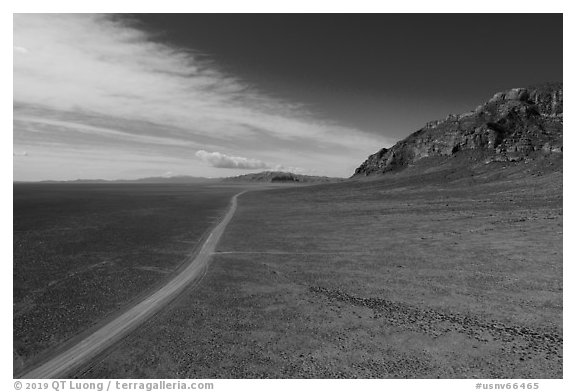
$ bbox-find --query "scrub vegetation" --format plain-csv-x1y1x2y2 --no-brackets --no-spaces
13,183,243,374
83,156,562,378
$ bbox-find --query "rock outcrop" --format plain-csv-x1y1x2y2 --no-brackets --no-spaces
353,83,563,177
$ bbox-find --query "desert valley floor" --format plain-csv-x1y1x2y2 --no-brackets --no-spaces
14,156,562,379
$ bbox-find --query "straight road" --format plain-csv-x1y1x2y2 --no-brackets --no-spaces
22,191,245,379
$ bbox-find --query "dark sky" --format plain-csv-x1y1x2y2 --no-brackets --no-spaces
128,14,562,140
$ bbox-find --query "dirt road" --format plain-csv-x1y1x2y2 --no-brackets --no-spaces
21,191,245,379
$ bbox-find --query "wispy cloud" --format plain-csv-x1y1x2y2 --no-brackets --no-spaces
13,14,390,180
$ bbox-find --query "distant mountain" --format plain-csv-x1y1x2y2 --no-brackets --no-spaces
221,171,342,183
19,172,340,184
119,176,217,184
27,176,216,184
353,83,563,177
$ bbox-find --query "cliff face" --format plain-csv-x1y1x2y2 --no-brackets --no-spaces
353,83,563,177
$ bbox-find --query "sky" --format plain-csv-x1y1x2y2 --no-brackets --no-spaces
13,14,562,181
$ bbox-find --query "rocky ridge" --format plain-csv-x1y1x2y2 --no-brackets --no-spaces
354,83,563,177
221,171,342,183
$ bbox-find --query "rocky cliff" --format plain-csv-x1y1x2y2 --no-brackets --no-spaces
353,83,563,177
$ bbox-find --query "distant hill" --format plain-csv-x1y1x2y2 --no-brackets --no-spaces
353,83,563,177
221,171,342,184
118,176,217,184
17,172,341,184
22,176,217,184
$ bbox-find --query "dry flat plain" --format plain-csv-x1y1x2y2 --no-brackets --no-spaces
81,156,562,378
13,183,244,376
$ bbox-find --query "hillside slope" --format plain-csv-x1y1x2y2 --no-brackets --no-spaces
84,161,562,378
